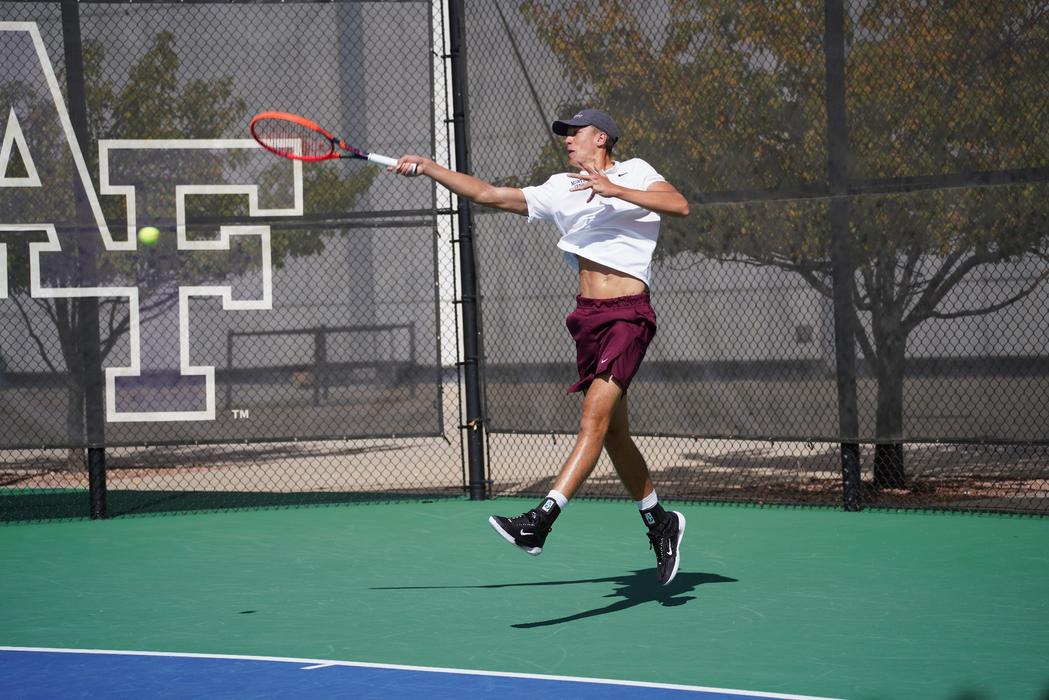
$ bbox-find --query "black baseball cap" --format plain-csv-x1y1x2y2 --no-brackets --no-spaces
552,108,619,145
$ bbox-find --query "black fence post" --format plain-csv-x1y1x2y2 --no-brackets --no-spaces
824,0,862,511
61,0,107,519
448,0,487,500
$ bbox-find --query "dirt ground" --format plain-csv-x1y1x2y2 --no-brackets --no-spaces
3,431,1047,515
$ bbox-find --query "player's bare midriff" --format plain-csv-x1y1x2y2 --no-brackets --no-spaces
576,256,648,298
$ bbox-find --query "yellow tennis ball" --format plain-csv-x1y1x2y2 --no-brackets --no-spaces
138,226,160,245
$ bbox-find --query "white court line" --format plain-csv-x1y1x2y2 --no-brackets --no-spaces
0,646,841,699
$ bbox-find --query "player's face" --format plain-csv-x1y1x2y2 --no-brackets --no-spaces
563,125,606,168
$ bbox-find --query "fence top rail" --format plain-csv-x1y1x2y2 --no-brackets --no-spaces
228,324,414,339
14,0,426,5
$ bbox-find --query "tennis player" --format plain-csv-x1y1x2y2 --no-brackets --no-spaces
392,109,690,585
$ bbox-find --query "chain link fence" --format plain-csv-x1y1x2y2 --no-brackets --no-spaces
465,0,1049,514
1,0,467,520
2,1,1047,521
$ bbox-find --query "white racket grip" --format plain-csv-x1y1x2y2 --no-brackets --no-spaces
368,153,418,175
368,153,398,167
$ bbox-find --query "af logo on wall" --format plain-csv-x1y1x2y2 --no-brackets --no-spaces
0,21,302,424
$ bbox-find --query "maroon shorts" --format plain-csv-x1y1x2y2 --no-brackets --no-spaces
565,293,657,393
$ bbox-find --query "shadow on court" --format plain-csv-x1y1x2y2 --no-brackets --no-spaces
372,569,737,628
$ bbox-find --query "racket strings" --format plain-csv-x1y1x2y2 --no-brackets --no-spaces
253,118,332,159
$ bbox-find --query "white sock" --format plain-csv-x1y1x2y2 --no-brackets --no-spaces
636,490,659,511
546,490,568,509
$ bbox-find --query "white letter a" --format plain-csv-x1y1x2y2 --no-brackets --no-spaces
0,107,41,187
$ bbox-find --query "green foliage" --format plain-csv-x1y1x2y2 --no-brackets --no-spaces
519,0,1049,463
520,0,830,257
519,0,1049,319
1,29,376,376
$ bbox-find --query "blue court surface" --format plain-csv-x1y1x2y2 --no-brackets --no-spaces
0,647,835,699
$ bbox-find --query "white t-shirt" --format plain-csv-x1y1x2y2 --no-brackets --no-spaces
521,157,666,288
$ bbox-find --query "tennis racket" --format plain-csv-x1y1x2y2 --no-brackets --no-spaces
250,111,415,173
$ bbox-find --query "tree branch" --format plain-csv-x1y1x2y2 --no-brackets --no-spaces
99,288,181,359
856,262,876,313
929,256,1049,321
10,296,59,373
794,266,834,299
898,246,923,301
901,248,969,330
852,300,876,364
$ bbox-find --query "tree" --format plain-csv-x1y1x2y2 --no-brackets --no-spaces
519,0,1049,487
1,31,377,445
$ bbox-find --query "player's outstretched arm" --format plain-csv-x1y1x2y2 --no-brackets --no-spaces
391,156,528,216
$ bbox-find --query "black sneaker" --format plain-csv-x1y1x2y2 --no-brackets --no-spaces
488,509,551,556
647,511,686,585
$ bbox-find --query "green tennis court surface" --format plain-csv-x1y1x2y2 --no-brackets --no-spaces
2,500,1047,699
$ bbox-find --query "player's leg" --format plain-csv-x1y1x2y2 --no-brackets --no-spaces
602,393,653,501
603,393,686,585
488,374,622,555
550,374,623,498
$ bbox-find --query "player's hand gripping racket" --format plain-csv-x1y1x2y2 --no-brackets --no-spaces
250,111,415,173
